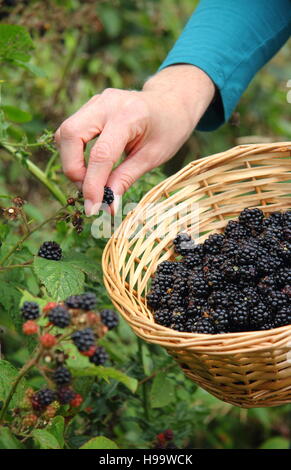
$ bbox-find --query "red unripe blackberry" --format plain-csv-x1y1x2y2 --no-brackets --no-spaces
38,241,62,261
80,345,97,357
48,305,71,328
102,186,114,205
100,309,119,330
40,333,57,348
43,302,58,313
21,301,40,320
71,327,95,352
52,366,72,386
23,320,38,335
89,346,108,366
70,394,83,408
67,197,76,206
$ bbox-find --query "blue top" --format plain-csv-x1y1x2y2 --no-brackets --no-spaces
159,0,291,131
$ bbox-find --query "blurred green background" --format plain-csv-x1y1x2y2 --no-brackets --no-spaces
0,0,290,450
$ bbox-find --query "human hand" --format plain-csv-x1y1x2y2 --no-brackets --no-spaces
55,65,215,216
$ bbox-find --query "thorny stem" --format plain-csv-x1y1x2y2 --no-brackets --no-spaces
0,350,42,425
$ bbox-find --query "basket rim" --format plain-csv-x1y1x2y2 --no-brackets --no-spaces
102,141,291,354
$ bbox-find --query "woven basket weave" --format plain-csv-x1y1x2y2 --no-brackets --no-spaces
103,142,291,408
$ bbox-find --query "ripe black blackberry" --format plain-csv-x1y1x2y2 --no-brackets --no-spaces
52,366,72,386
173,274,189,296
205,268,225,289
224,220,250,240
275,268,291,288
191,317,215,334
173,232,195,255
38,241,62,261
273,306,291,327
34,388,56,408
89,346,109,366
241,287,260,306
239,207,264,231
156,260,180,275
182,249,203,269
188,272,209,297
57,387,76,405
187,296,208,317
154,308,172,327
203,233,224,255
100,309,119,329
229,302,249,331
263,212,284,228
71,327,96,352
102,186,114,205
267,291,288,312
21,301,40,320
152,273,173,292
235,243,258,265
211,308,230,333
48,305,71,328
65,292,97,311
249,303,271,329
146,289,162,309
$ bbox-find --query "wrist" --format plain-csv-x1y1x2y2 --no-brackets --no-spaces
143,64,215,127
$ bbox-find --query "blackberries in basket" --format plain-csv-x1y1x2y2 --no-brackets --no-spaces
38,241,62,261
147,208,291,334
102,186,114,205
21,301,40,320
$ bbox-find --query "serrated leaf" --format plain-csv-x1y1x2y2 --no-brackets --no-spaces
62,253,100,281
80,436,118,449
46,416,65,449
150,372,175,408
0,25,34,63
0,360,27,410
33,256,85,301
71,365,138,393
0,426,24,449
0,282,22,330
32,429,60,449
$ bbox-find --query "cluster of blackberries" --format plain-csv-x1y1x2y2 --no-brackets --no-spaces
102,186,114,206
38,241,62,261
147,208,291,334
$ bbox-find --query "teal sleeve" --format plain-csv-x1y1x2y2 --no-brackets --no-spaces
159,0,291,131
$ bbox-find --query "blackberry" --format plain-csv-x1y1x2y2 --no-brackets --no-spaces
203,233,224,255
191,317,215,334
154,308,172,327
235,243,258,265
172,274,189,296
21,301,40,320
275,268,291,288
208,290,230,309
224,220,250,240
263,212,284,228
182,249,203,269
102,186,114,205
71,328,96,352
152,274,173,292
89,346,109,366
273,306,291,327
211,307,230,333
239,208,264,231
221,239,240,257
260,322,275,331
188,272,209,297
57,387,76,405
167,290,186,309
38,241,62,261
170,315,187,332
34,388,56,408
65,292,97,311
267,291,288,312
100,309,119,329
156,261,180,275
277,241,291,264
205,269,225,289
249,303,271,330
52,366,72,386
173,232,195,255
241,287,260,306
229,302,249,331
257,275,277,295
187,297,208,317
146,290,162,310
48,305,71,328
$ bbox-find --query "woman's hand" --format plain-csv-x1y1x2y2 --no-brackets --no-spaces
55,65,215,216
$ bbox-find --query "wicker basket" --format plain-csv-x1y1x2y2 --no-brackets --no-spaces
103,142,291,408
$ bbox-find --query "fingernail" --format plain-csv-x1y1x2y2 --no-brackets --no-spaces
84,200,101,216
112,194,121,215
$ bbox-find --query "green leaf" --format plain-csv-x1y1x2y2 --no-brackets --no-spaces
150,372,175,408
33,255,85,301
99,6,122,38
32,429,61,449
1,105,32,123
0,25,34,63
260,437,289,449
0,426,24,449
80,436,118,449
46,416,65,449
0,360,27,410
71,365,138,393
62,253,101,281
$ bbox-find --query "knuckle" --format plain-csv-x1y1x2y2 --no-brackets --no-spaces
123,95,150,121
59,119,79,139
118,172,135,192
90,141,114,164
